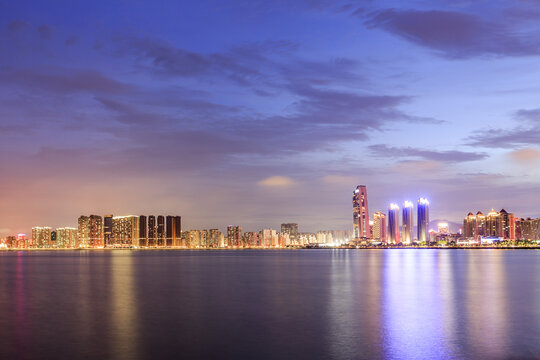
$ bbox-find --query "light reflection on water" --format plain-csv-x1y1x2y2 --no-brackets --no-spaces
111,251,139,360
0,249,539,360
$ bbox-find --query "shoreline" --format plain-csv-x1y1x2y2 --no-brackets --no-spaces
1,246,540,251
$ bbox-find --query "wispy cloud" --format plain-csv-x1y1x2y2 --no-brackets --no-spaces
258,176,297,187
369,144,488,163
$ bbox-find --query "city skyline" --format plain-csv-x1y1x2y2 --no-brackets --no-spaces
4,1,540,235
6,184,540,248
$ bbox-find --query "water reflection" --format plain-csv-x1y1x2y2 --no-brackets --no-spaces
465,251,508,358
382,250,446,359
110,251,139,360
0,250,538,360
15,253,28,358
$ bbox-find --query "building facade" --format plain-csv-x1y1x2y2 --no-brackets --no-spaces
372,212,387,242
388,203,400,244
417,198,430,243
402,201,414,244
353,185,370,240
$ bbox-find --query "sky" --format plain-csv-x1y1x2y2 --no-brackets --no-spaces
2,0,540,235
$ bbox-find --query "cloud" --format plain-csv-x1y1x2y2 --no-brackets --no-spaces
0,68,133,94
7,20,30,33
508,148,540,164
369,144,488,162
321,175,357,184
37,25,54,40
392,160,441,174
467,108,540,148
258,176,297,187
65,36,79,46
362,9,540,58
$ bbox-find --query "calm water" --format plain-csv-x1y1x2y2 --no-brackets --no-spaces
1,249,540,360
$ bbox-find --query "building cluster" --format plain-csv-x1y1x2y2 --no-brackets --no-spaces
0,215,352,249
463,209,540,242
353,185,431,244
5,185,540,249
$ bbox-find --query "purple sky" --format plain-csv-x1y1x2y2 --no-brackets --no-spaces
2,0,540,235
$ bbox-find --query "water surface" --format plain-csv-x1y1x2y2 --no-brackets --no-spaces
1,249,539,359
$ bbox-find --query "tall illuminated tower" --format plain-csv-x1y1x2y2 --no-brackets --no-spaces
402,201,414,244
352,185,370,239
388,203,400,244
417,198,430,243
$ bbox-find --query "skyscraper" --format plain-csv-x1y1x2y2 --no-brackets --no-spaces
139,215,147,247
402,200,414,244
56,227,77,248
157,215,165,246
104,215,113,247
227,225,242,247
281,223,298,243
352,185,370,240
174,216,182,246
500,209,515,240
475,211,486,238
32,226,52,248
388,203,400,244
417,198,430,243
486,209,501,237
148,215,156,246
166,215,175,247
112,215,140,247
372,212,387,242
463,212,476,238
77,215,103,248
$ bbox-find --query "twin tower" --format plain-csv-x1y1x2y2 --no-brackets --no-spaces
353,185,430,244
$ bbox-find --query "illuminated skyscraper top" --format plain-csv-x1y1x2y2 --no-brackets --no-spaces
417,198,430,243
402,201,414,244
388,203,400,244
352,185,370,240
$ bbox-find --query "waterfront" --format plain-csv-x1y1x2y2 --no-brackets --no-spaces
1,250,540,359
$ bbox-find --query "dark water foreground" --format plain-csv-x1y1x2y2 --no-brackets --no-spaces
1,250,539,360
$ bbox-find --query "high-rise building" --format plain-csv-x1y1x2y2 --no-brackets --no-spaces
104,215,113,247
402,201,414,244
486,209,501,237
475,211,486,237
388,203,400,244
227,225,242,247
139,215,147,247
281,223,298,243
499,209,515,240
372,212,387,242
56,227,77,248
174,216,182,246
463,212,476,238
77,215,103,248
188,230,201,248
417,198,430,243
157,215,165,246
32,227,52,248
112,215,140,247
148,215,156,247
166,216,174,247
352,185,370,240
209,229,221,248
243,232,259,247
260,228,277,247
